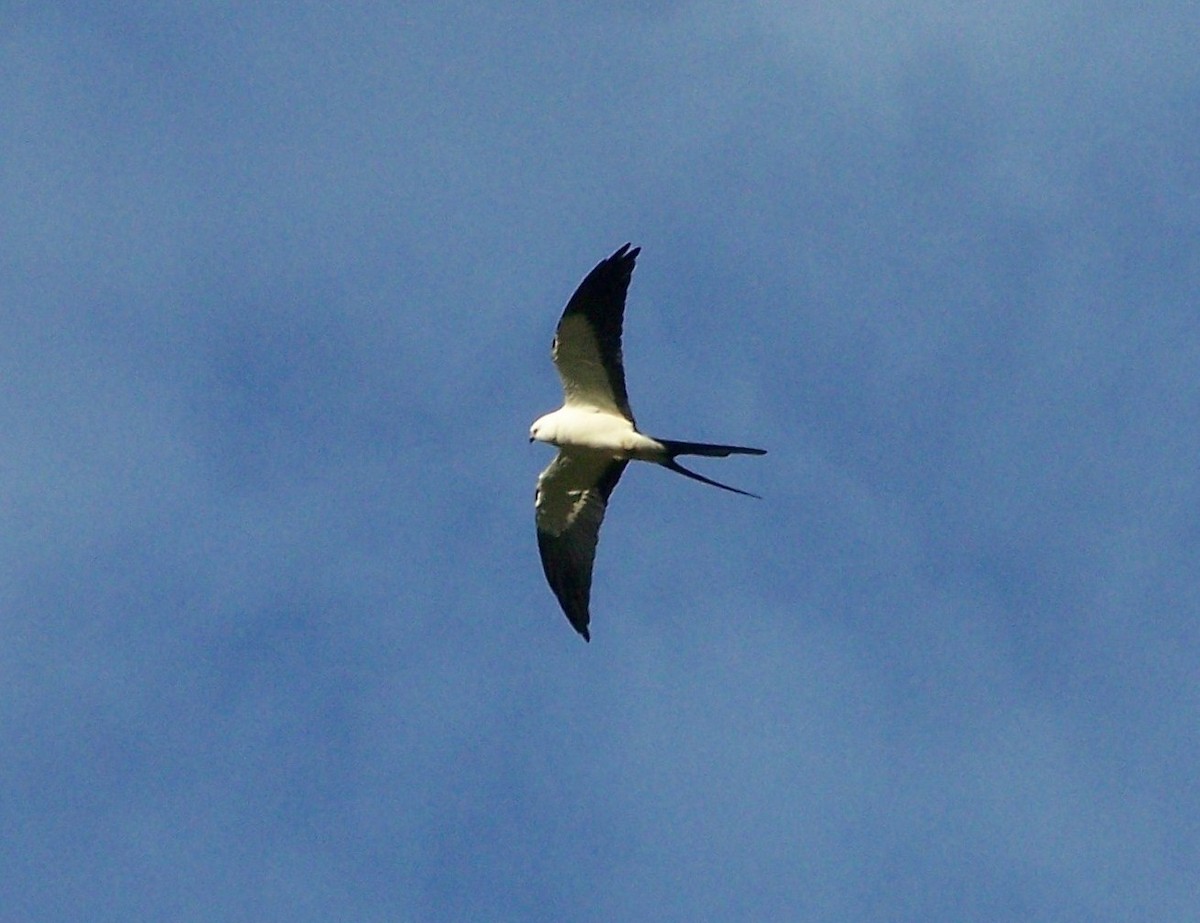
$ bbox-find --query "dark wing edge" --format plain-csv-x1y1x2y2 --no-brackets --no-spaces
536,459,628,641
555,243,640,420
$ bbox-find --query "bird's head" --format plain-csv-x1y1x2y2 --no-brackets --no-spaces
529,414,558,446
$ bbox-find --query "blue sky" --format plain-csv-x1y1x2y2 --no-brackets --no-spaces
4,3,1199,919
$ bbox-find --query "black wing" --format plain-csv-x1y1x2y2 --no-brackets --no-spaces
535,452,628,641
552,243,640,422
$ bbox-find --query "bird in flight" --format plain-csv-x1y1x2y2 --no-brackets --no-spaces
531,244,765,641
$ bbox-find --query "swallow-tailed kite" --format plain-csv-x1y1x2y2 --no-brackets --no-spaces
530,244,765,641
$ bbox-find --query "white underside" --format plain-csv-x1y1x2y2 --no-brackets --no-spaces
533,405,665,461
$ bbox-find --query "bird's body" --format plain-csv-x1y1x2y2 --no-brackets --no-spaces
531,244,765,641
531,405,665,461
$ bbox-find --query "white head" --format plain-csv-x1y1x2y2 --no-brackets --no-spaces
529,413,559,445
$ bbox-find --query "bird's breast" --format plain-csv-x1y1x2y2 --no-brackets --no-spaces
550,408,632,453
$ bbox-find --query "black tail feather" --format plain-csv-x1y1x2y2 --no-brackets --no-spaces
658,439,766,459
660,458,762,499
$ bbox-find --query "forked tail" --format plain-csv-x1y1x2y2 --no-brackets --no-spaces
657,439,767,498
